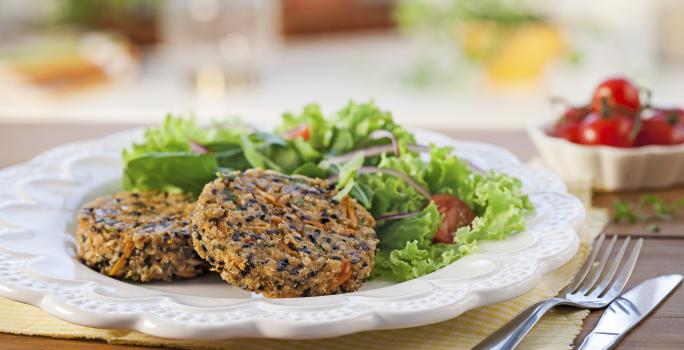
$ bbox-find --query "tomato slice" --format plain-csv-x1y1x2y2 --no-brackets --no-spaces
431,194,475,244
284,125,310,141
591,77,641,115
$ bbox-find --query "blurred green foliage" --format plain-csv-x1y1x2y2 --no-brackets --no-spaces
394,0,540,33
53,0,159,24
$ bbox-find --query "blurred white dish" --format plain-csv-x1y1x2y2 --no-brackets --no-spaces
529,123,684,192
0,128,583,340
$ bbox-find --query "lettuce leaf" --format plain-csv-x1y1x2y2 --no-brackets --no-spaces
277,101,416,157
329,152,362,200
123,152,218,195
360,172,425,217
123,115,301,195
358,145,533,282
377,202,442,251
372,203,479,281
424,145,475,201
456,172,534,243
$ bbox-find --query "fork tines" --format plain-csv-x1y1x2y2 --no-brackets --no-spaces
563,234,643,299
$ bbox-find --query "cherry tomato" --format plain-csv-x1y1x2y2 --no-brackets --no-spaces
550,106,591,142
636,109,684,146
284,125,310,141
431,194,475,244
591,77,641,115
577,112,636,147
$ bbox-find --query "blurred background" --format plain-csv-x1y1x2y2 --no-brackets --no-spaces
0,0,683,129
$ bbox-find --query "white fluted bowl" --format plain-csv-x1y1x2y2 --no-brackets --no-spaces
529,123,684,192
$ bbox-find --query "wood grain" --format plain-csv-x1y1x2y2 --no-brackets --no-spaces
0,123,682,350
572,238,684,349
0,333,158,350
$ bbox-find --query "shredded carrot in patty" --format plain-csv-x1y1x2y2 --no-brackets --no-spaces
342,197,358,228
108,240,134,276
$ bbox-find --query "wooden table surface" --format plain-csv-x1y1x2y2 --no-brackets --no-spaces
0,122,682,350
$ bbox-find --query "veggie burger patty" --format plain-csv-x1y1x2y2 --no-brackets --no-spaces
77,191,207,282
191,169,378,297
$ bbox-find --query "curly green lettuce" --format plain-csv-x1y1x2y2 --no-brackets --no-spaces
277,100,416,157
344,144,533,281
372,203,479,281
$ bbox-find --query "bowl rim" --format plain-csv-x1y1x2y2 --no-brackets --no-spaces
529,121,684,155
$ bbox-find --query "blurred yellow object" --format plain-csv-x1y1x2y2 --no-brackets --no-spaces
0,33,138,95
459,21,508,62
194,65,226,100
487,23,564,82
11,55,108,89
459,22,565,83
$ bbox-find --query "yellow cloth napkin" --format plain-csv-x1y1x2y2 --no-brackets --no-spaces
0,207,607,350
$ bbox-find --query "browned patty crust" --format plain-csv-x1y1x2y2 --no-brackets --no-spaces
77,191,207,282
191,169,378,297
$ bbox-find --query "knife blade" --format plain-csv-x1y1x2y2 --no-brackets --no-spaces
577,273,683,350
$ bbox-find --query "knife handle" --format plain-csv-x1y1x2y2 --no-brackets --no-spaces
473,297,563,350
577,332,619,350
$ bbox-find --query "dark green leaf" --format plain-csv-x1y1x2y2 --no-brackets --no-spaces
239,134,285,172
122,152,217,196
291,162,328,178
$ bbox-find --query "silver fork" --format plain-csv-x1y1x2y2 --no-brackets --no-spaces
473,235,643,350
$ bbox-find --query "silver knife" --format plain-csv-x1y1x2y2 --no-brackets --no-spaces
577,273,683,350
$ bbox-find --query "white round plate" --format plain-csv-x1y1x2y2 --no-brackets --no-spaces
0,128,584,340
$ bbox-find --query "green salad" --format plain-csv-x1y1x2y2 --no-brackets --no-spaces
122,101,533,282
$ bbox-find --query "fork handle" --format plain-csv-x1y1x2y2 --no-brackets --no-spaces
473,297,563,350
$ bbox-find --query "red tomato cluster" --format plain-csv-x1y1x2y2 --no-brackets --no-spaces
549,77,684,147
